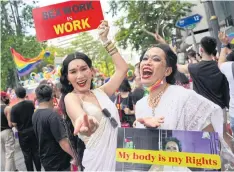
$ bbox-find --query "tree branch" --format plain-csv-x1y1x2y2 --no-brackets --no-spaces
141,28,155,37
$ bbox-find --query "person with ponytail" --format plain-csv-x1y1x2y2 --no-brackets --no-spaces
134,44,234,167
59,20,128,171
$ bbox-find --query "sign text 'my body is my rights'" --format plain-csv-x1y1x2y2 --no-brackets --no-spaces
116,149,221,169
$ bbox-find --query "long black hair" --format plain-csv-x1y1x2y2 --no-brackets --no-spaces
59,52,94,170
140,44,177,84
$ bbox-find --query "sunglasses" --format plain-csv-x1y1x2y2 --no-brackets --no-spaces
102,108,118,128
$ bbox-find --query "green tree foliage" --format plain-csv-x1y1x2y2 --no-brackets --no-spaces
108,1,194,52
0,0,46,90
71,32,115,77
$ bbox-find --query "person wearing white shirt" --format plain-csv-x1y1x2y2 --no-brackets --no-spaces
218,32,234,135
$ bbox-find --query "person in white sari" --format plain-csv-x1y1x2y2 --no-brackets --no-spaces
59,21,128,171
135,43,234,170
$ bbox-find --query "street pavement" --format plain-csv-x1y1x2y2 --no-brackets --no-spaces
1,139,44,171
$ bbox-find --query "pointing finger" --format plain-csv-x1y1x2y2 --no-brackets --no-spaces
83,114,90,128
73,117,83,135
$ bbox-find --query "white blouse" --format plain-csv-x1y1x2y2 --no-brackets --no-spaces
135,85,223,136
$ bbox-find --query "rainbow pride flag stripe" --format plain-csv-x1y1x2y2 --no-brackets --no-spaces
228,33,234,44
10,48,45,76
144,79,163,94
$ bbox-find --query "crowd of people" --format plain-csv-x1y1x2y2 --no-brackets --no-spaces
1,20,234,171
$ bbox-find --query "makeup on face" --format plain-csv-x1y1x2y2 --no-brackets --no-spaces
68,59,93,91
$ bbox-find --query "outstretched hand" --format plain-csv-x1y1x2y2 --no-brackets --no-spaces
73,114,99,136
137,116,164,128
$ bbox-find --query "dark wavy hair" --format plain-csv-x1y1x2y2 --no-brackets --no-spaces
163,137,182,152
140,44,177,84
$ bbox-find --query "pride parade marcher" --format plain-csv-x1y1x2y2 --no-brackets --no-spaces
134,44,234,167
59,20,128,171
1,92,17,171
32,84,75,171
115,79,135,127
177,36,232,147
10,87,41,171
218,31,234,136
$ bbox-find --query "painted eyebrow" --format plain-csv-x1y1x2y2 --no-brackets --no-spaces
68,65,88,71
68,68,76,72
144,54,162,59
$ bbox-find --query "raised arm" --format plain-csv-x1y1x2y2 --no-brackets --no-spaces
218,31,229,68
98,21,128,97
154,33,177,54
177,64,189,74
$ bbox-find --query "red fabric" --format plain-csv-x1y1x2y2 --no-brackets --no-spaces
116,94,123,121
226,123,233,136
1,91,8,98
121,122,130,128
176,82,190,89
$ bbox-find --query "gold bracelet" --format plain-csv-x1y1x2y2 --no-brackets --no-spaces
110,50,118,56
106,42,115,51
103,40,112,47
109,48,118,56
108,46,117,53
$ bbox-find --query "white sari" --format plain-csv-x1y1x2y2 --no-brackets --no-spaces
136,85,234,164
78,88,120,171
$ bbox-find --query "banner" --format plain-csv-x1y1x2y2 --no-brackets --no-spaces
116,128,222,171
32,1,104,41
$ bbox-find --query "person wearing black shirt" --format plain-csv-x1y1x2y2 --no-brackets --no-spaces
177,36,229,110
32,84,75,171
116,79,135,127
177,36,231,147
11,87,41,171
1,91,17,171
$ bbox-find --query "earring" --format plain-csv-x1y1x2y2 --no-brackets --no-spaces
68,82,71,85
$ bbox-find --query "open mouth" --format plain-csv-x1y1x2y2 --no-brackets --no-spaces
142,67,153,79
77,80,87,87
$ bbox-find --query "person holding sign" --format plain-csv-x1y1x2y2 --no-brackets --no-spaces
60,20,128,171
135,43,234,166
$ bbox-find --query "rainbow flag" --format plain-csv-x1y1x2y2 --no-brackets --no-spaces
10,48,45,76
228,33,234,44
